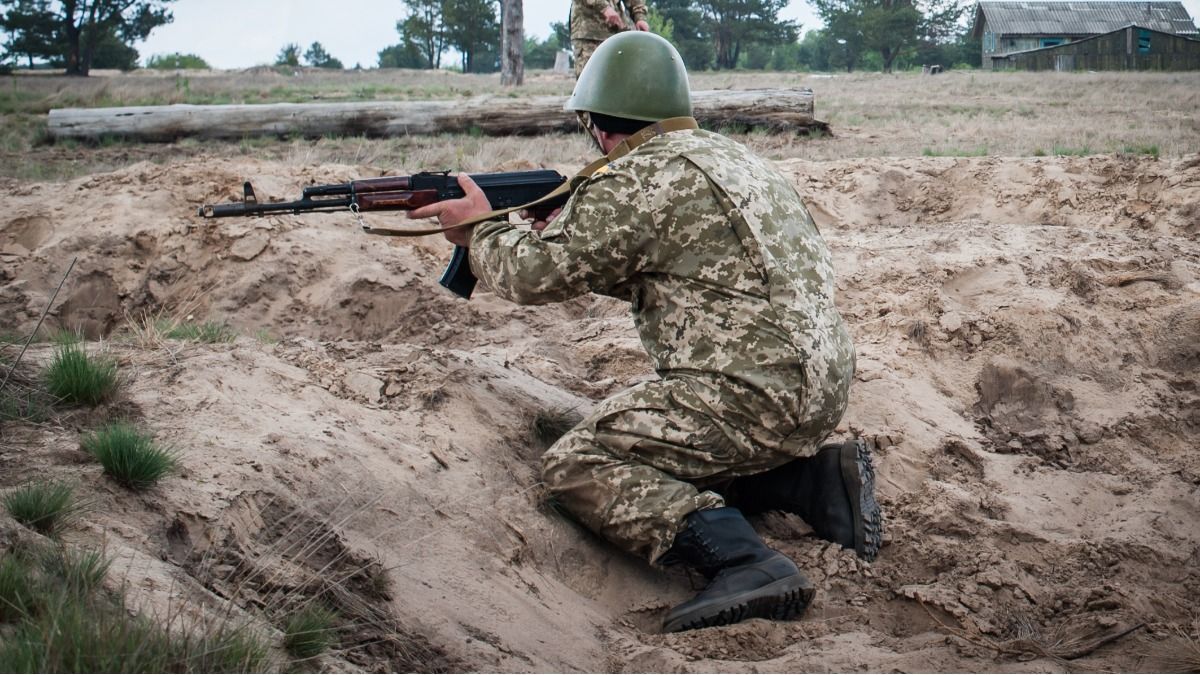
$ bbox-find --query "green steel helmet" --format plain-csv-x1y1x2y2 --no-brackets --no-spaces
564,32,692,122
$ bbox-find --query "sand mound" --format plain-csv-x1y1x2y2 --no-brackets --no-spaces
2,153,1198,671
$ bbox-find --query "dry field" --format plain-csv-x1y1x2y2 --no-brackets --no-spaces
2,68,1198,181
2,67,1199,672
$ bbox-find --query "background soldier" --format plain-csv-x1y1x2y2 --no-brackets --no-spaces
570,0,650,77
410,32,882,633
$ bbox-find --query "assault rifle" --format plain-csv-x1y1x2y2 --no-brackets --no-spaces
198,169,569,299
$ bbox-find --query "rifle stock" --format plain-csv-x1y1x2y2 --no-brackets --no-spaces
198,170,568,299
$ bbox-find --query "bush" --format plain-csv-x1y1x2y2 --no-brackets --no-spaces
81,422,178,490
146,53,211,69
283,605,339,660
0,548,270,672
43,341,118,407
3,481,81,536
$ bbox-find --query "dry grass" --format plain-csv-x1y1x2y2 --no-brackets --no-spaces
1,68,1197,181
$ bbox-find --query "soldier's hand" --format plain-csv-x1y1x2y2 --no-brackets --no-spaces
530,208,562,232
635,19,649,31
603,6,625,29
409,173,492,248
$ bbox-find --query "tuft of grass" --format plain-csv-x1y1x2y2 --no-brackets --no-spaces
3,481,82,536
0,548,271,672
0,553,36,622
163,320,236,343
530,406,584,450
43,341,118,407
41,546,111,596
922,146,988,157
81,422,179,490
1121,144,1159,158
283,604,339,660
1052,145,1093,157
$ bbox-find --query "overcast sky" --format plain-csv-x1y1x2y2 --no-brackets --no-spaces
137,0,1200,69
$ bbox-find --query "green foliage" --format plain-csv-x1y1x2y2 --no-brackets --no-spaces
1121,144,1159,158
812,0,969,72
1052,145,1093,156
81,422,178,490
275,43,301,67
3,481,81,536
0,548,271,672
145,52,210,69
922,145,988,157
304,42,343,69
0,0,173,75
283,605,339,660
398,0,448,69
524,33,563,69
0,552,36,622
163,320,236,343
378,39,430,68
443,0,499,73
43,340,118,407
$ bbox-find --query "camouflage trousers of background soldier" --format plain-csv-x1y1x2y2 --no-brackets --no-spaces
542,376,833,563
572,38,603,78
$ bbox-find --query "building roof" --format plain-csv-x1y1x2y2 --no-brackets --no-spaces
974,1,1199,37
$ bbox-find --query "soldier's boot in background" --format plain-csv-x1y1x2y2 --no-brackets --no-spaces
724,438,883,562
660,507,814,633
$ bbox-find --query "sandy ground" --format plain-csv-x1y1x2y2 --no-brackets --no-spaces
2,151,1199,671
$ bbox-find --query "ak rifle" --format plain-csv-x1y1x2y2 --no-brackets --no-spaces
197,169,569,299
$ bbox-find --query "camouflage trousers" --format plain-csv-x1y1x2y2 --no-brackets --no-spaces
572,38,603,78
542,377,811,563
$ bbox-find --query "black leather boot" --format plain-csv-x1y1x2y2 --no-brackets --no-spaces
725,438,883,562
660,507,814,633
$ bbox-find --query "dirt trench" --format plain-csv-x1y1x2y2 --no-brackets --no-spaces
1,154,1198,671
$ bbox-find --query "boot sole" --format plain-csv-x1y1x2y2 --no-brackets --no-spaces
662,575,815,633
840,438,883,562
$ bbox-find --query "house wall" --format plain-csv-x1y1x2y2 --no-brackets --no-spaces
992,27,1200,70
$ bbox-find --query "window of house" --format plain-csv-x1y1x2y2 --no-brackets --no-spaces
1040,37,1064,47
1138,29,1152,53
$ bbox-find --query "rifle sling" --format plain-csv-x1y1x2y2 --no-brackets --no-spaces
361,116,699,237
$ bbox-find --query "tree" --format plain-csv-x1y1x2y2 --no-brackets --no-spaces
400,0,446,69
812,0,966,73
1,0,58,68
693,0,797,70
499,0,522,85
442,0,498,73
304,41,343,69
275,42,300,66
0,0,174,75
652,0,712,70
378,39,428,68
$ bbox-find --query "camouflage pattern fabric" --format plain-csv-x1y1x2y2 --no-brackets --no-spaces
570,0,648,75
469,129,856,562
572,38,602,78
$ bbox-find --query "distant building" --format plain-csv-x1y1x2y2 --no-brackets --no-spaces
973,1,1200,70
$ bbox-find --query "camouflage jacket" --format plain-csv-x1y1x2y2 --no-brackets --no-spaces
469,129,855,452
571,0,648,41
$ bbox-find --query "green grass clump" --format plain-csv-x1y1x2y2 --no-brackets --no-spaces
81,423,178,490
3,481,81,536
1052,145,1093,156
0,548,271,672
43,341,118,407
163,320,236,343
922,146,988,157
283,605,339,660
1121,144,1159,158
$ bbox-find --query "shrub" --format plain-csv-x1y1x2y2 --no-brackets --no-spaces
146,53,211,69
164,320,236,343
283,604,339,660
3,481,81,536
43,341,118,407
81,422,178,490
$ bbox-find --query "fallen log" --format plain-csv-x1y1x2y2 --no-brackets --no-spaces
46,88,824,142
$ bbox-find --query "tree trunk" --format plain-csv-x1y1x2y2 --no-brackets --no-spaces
47,88,826,142
500,0,524,86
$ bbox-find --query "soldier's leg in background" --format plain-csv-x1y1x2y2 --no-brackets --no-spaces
541,380,792,563
573,39,600,78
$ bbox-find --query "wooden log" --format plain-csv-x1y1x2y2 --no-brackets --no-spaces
46,88,824,142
